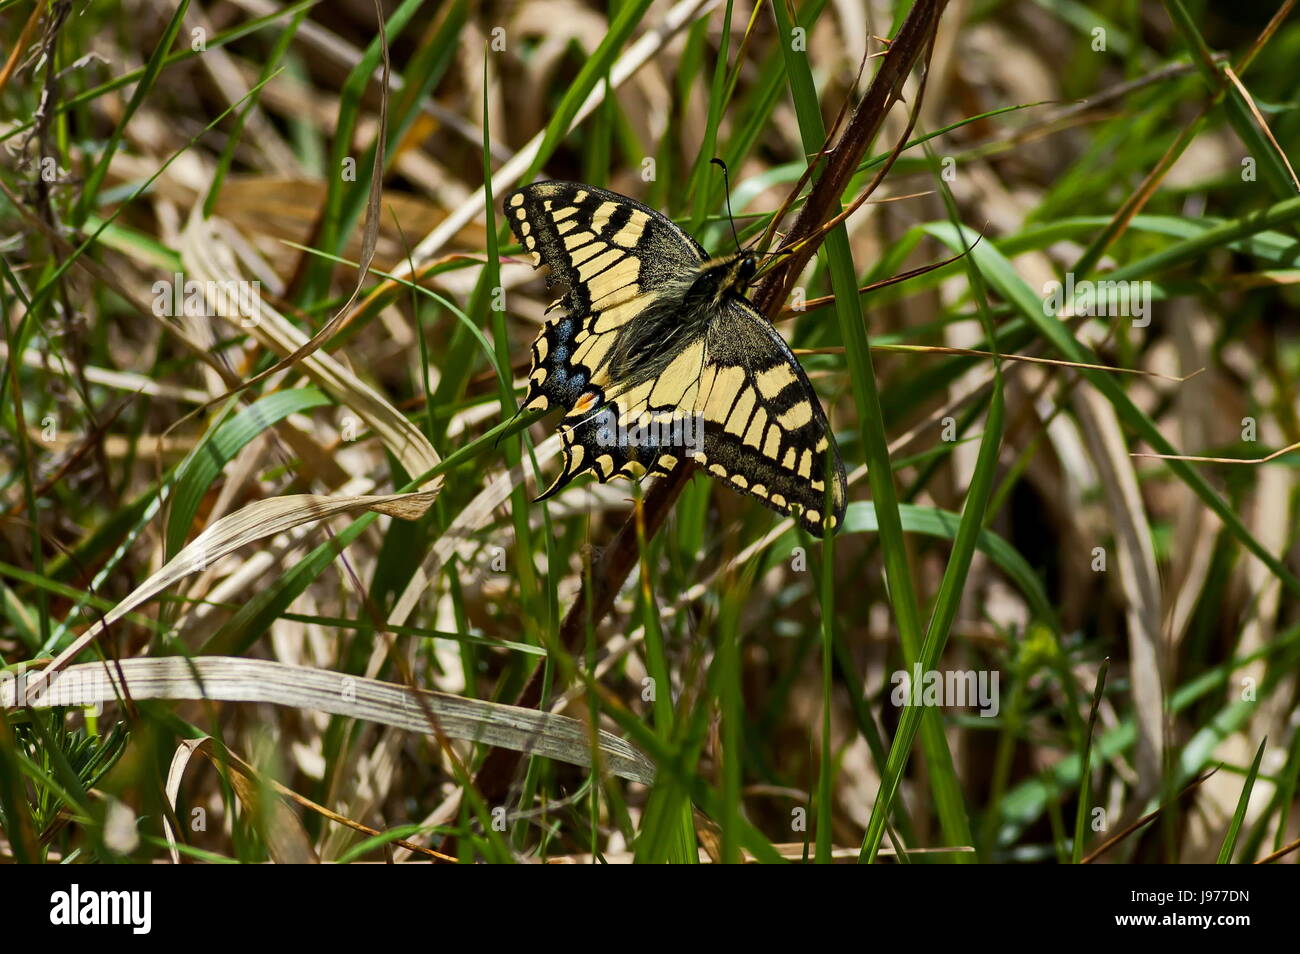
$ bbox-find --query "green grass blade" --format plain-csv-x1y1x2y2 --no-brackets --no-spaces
72,0,191,225
924,220,1300,599
1217,736,1267,863
860,379,1005,862
1072,659,1111,863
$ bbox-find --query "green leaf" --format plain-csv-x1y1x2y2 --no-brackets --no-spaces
165,388,333,560
1217,736,1267,863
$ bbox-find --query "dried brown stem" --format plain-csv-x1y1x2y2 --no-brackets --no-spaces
1080,767,1218,863
752,0,949,314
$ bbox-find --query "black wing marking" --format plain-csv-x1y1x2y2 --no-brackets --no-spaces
535,333,710,499
693,297,847,537
504,182,705,415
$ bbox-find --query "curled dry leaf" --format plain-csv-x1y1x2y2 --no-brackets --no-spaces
164,737,319,864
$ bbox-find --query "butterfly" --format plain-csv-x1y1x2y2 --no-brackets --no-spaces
503,181,847,536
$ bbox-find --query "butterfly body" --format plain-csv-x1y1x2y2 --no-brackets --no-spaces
504,181,847,536
604,252,751,388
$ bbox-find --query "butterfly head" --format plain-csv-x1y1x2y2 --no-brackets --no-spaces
692,251,761,306
735,251,758,287
716,250,760,300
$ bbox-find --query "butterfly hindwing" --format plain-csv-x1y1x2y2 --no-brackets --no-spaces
694,298,847,536
535,400,694,500
535,331,710,499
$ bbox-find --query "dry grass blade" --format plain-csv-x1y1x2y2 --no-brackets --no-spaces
192,0,395,410
393,0,716,274
0,178,244,390
0,0,49,94
777,238,976,317
180,214,442,490
18,491,439,699
1222,66,1300,192
1256,834,1300,864
1236,0,1298,73
1134,439,1300,464
2,657,654,786
164,737,318,864
546,843,975,863
386,434,564,632
1081,767,1219,863
798,344,1203,383
1074,388,1164,799
0,343,210,403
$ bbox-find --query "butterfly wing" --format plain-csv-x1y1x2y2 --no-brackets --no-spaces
535,330,711,498
506,181,709,496
504,181,705,414
694,297,847,536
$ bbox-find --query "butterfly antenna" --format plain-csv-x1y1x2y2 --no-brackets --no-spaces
710,157,743,254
